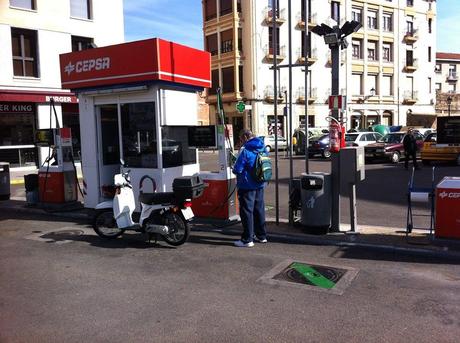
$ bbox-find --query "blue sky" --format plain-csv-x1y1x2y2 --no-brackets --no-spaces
124,0,458,52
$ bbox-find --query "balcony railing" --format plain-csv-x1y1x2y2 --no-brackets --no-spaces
221,40,233,54
264,86,283,103
263,6,286,25
296,48,318,65
403,29,419,43
263,44,286,62
447,72,458,82
403,90,418,104
404,58,418,72
296,12,317,29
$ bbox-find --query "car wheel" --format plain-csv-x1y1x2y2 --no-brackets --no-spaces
322,149,331,159
390,151,400,164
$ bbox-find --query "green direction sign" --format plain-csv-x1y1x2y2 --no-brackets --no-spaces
236,101,245,113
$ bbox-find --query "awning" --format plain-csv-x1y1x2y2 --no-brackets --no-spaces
0,89,78,104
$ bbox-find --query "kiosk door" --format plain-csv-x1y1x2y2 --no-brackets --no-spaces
97,104,120,194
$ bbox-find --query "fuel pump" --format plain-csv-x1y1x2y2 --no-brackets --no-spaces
36,100,78,204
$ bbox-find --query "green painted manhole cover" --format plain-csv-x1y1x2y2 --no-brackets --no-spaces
258,259,359,295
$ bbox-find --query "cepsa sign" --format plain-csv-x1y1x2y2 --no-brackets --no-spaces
59,38,211,90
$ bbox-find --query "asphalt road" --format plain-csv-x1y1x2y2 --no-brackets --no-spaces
198,151,460,229
1,211,459,342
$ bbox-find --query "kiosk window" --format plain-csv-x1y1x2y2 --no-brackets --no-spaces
161,126,197,168
121,102,157,168
100,105,120,165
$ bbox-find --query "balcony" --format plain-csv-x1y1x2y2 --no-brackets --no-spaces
403,29,418,43
296,87,317,104
404,58,418,72
447,72,458,83
296,12,317,30
263,44,286,63
263,7,286,25
403,91,418,104
264,86,283,103
296,48,318,65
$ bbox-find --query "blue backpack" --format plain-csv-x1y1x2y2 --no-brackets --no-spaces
252,152,272,182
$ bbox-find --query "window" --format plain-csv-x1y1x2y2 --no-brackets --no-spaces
407,0,414,7
367,41,377,61
204,0,217,20
331,1,340,23
352,40,362,59
70,0,91,19
238,65,244,92
121,102,157,168
10,0,35,10
382,43,392,62
382,13,393,32
406,16,414,34
352,73,363,96
367,74,378,95
238,28,243,53
301,31,312,57
71,35,93,52
220,0,232,16
428,46,432,62
448,84,456,93
352,7,362,24
382,75,393,96
428,18,432,34
368,10,378,30
206,33,218,56
435,63,442,73
428,77,432,94
220,29,233,54
406,50,414,66
222,66,234,93
161,127,197,168
11,28,38,77
435,83,441,92
268,27,280,55
99,105,120,165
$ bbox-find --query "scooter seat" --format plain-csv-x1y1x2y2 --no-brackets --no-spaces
139,192,175,205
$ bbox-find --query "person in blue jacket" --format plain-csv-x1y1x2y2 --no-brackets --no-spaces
232,129,268,247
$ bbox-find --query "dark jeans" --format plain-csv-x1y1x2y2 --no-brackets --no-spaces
405,150,418,169
238,188,267,243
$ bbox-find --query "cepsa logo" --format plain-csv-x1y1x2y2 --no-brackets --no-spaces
64,57,110,76
439,191,460,199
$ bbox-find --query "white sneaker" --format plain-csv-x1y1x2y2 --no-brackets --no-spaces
254,236,268,243
234,240,254,247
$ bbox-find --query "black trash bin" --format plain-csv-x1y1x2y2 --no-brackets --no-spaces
300,172,332,233
0,162,10,201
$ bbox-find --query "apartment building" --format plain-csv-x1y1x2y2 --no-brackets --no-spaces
202,0,436,140
435,52,460,117
0,0,124,167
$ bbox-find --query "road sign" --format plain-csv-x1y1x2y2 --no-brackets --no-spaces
328,95,347,110
236,101,245,113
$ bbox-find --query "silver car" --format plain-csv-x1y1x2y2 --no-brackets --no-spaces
345,132,383,147
263,135,287,151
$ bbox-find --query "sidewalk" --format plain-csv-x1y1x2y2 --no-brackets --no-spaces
1,197,459,259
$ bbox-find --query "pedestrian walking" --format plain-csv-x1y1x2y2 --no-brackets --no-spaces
403,128,419,170
232,130,268,247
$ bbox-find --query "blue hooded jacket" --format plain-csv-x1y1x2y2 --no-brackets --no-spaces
232,136,266,190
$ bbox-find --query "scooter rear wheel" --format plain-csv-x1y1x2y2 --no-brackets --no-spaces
93,210,125,239
162,211,190,246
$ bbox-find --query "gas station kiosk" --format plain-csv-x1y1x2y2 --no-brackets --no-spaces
59,38,238,221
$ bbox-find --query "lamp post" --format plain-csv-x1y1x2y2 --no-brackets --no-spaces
311,20,362,232
447,96,452,117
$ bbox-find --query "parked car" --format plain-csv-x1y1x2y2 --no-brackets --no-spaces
293,128,329,154
421,132,460,166
308,134,331,158
413,128,435,138
364,131,424,163
345,132,383,147
263,135,287,151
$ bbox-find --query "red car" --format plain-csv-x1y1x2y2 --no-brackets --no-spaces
364,132,425,163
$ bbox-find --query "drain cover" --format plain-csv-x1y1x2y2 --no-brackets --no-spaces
258,259,359,295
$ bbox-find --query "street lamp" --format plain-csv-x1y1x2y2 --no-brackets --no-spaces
447,96,452,117
311,20,363,233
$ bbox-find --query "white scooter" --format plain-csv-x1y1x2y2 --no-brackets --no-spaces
93,170,204,246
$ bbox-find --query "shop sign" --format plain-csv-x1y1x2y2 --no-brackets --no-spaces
0,103,34,114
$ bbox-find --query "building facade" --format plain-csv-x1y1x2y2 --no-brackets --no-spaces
202,0,436,140
0,0,124,167
435,52,460,117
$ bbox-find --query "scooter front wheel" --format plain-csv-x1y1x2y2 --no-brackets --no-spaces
162,211,190,246
93,210,125,239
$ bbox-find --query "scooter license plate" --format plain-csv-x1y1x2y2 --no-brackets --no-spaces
181,207,194,220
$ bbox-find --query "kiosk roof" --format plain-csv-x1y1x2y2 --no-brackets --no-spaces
59,38,211,90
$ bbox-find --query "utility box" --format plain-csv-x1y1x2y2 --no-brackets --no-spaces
340,147,365,184
300,173,332,232
436,177,460,239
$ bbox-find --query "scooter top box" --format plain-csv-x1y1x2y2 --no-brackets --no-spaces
172,176,205,200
